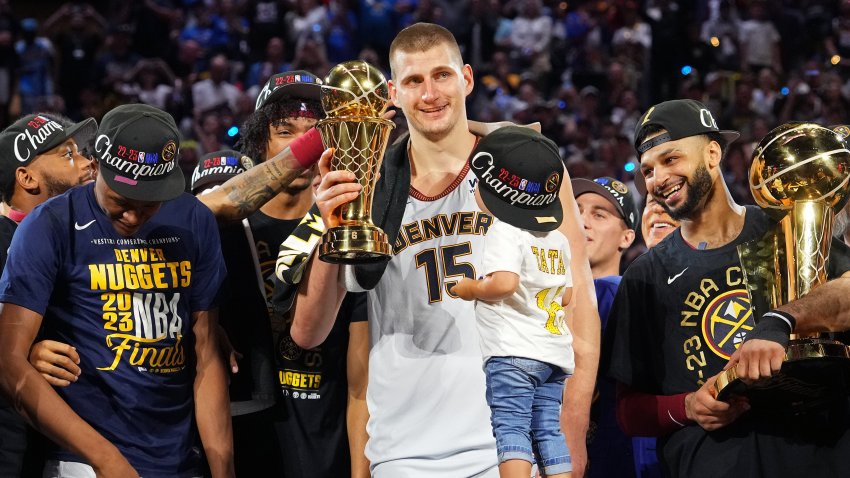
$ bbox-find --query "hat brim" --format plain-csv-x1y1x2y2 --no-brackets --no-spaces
65,117,98,150
571,178,629,223
259,83,321,110
479,186,563,232
100,162,186,202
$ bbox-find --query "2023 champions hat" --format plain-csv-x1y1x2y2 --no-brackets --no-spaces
470,126,563,232
191,149,253,194
572,177,638,230
95,104,184,202
254,70,322,111
634,99,740,155
0,113,97,192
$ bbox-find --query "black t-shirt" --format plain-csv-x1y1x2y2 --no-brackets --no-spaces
603,206,850,477
244,210,367,478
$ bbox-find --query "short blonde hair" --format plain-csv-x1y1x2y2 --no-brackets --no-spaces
389,23,463,79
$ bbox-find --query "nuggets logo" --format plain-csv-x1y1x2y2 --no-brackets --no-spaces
611,180,628,194
279,334,303,361
240,155,255,170
162,140,177,162
545,173,560,193
701,290,754,359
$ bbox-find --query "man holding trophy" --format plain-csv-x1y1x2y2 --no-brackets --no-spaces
602,99,850,477
286,23,600,477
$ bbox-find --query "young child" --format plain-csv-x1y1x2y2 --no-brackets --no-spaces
451,126,574,478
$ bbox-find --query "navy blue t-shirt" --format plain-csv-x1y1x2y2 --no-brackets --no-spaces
0,183,226,477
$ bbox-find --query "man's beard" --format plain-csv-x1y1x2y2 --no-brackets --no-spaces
660,162,712,221
43,176,77,198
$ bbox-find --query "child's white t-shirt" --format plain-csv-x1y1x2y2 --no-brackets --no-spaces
475,219,575,373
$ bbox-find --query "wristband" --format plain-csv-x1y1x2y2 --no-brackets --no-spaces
748,310,796,347
289,128,325,169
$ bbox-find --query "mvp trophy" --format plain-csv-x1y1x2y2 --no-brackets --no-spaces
716,123,850,411
317,60,395,263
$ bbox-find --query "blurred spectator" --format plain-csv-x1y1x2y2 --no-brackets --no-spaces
290,32,331,78
285,0,327,46
180,4,229,55
133,0,183,59
192,53,241,114
246,0,287,62
93,24,141,95
0,0,17,126
510,0,553,79
738,0,781,73
359,0,396,60
457,0,498,69
326,0,359,64
42,3,106,119
825,0,850,73
14,18,56,115
214,0,250,60
120,58,177,110
750,67,779,120
700,0,741,70
245,36,290,93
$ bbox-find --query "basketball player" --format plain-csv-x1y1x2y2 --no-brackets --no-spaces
288,23,599,477
602,99,850,477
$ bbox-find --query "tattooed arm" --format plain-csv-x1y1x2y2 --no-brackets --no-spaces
199,147,310,223
199,129,325,223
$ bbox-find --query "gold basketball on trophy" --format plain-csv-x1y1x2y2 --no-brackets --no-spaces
750,122,850,212
321,61,391,118
317,61,395,264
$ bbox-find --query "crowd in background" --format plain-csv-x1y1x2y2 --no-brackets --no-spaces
1,0,849,209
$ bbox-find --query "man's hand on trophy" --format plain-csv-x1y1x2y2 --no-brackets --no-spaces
724,309,794,383
315,147,360,229
726,340,785,384
685,374,750,431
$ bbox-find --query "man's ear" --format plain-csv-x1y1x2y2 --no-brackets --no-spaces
619,228,636,251
706,139,722,170
15,166,38,195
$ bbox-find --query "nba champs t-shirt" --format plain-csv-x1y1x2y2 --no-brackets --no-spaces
0,183,226,477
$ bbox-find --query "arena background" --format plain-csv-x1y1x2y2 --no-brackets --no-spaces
2,0,846,264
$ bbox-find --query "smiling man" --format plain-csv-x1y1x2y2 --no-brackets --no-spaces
601,99,850,477
0,104,233,478
288,22,599,478
0,112,96,477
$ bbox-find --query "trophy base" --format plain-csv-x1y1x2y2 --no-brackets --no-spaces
716,338,850,413
319,225,392,264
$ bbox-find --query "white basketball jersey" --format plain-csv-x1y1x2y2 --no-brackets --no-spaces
363,164,499,477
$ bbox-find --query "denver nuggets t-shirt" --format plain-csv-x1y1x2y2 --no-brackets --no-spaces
0,183,226,477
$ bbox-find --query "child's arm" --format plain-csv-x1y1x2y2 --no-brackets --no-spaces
451,272,519,302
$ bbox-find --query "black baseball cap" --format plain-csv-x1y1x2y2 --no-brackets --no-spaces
0,113,97,201
254,70,323,111
572,176,638,230
470,126,563,232
634,99,739,155
94,104,184,202
191,149,254,194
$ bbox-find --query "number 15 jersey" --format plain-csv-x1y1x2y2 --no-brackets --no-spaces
363,161,498,477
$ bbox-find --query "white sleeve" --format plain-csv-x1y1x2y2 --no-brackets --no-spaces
480,221,524,277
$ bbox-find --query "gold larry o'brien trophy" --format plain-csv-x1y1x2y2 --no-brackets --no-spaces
715,123,850,411
317,60,395,264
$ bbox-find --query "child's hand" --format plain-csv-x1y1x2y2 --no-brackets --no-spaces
450,278,478,301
